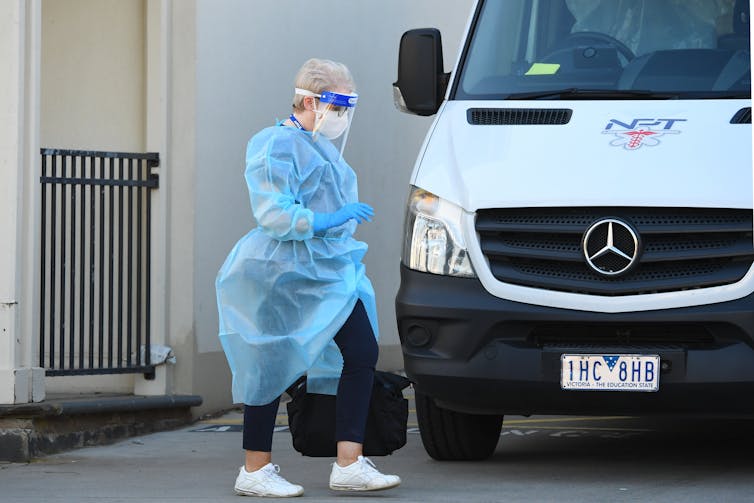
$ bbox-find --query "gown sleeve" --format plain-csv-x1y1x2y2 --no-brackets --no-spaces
245,131,315,241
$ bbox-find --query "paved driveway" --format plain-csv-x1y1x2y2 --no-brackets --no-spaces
2,392,753,502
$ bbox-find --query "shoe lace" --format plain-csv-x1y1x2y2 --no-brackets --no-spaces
357,456,381,475
264,464,289,484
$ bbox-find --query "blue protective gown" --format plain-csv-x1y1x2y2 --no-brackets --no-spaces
216,124,379,406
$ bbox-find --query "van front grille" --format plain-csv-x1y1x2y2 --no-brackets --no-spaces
476,207,754,296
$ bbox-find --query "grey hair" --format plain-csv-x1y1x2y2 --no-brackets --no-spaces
292,58,356,111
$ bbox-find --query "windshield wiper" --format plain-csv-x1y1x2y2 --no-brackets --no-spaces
504,88,680,100
701,91,751,99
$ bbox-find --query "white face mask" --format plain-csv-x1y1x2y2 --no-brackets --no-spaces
315,105,350,140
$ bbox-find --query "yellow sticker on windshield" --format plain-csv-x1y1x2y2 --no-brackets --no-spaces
525,63,560,75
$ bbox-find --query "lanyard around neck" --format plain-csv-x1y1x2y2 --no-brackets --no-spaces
289,114,305,131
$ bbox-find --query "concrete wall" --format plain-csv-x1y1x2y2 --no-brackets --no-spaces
41,0,146,152
0,0,25,384
165,0,205,407
0,0,44,404
40,0,147,395
191,1,476,401
0,0,30,403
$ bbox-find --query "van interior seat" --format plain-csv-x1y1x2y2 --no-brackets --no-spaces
718,0,750,51
618,49,747,92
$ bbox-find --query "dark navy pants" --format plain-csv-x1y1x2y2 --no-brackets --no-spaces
243,300,378,452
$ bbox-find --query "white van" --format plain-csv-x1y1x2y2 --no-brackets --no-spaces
394,0,752,460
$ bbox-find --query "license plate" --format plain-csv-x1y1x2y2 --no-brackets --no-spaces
561,354,660,392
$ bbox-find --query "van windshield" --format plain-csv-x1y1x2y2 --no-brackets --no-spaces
456,0,751,100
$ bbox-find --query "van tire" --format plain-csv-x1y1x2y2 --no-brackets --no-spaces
415,391,503,460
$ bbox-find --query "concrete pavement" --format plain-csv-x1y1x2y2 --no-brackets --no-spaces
4,391,754,502
0,393,425,503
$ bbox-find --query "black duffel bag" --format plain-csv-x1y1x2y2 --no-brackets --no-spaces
285,371,410,457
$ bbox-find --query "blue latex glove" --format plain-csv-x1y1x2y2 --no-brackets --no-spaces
313,202,374,232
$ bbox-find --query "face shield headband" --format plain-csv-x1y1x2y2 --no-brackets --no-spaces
295,88,358,157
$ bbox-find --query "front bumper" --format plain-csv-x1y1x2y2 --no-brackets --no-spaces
396,265,754,415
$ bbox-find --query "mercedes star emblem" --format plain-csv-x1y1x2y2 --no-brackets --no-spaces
582,218,640,276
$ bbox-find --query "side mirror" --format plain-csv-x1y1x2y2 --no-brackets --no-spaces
393,28,450,116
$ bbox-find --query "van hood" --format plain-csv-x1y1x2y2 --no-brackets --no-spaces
413,100,752,211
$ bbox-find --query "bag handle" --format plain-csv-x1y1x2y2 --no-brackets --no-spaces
285,375,307,398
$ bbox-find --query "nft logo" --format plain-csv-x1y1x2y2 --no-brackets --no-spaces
603,118,686,150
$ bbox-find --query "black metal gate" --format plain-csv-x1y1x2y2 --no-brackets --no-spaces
39,149,159,377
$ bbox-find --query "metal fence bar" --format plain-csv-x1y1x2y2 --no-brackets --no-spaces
49,154,57,368
107,156,115,368
117,157,124,369
68,154,76,369
88,153,95,370
39,148,159,377
40,153,47,369
136,159,143,366
59,154,67,370
126,158,133,367
145,164,153,367
78,155,86,370
98,156,105,369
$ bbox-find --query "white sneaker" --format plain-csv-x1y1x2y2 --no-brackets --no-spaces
234,463,304,497
329,456,401,492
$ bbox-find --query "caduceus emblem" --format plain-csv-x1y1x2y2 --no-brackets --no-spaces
602,118,686,151
602,127,681,150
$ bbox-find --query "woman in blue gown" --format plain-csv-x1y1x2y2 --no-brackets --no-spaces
216,58,401,497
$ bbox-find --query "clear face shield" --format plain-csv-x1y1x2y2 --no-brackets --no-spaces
295,88,358,157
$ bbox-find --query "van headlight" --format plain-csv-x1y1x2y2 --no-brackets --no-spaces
402,187,475,277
